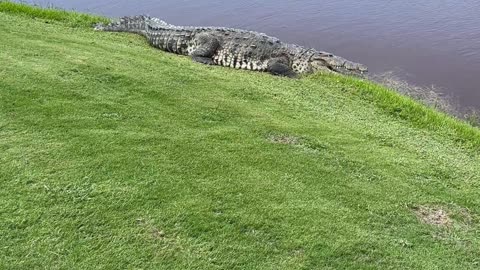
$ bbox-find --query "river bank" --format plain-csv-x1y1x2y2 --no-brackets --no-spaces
14,0,480,110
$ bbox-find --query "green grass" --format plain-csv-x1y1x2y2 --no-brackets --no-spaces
1,2,480,269
0,0,109,27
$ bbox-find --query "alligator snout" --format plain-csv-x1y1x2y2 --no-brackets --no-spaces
311,53,367,75
344,61,368,73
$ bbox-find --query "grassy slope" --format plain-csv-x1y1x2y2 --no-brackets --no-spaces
1,3,480,269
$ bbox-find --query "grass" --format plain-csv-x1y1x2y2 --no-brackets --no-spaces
1,2,480,269
0,0,109,27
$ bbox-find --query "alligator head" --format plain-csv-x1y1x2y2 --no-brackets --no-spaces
309,51,368,76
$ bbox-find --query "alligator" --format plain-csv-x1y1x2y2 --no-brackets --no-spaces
95,16,367,77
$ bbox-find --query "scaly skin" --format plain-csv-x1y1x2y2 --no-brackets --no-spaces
95,16,368,77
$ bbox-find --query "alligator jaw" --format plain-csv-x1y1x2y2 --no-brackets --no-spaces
330,63,369,76
311,52,368,76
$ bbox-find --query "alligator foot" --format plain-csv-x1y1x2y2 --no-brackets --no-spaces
192,56,215,65
267,61,297,78
191,33,219,55
190,34,220,66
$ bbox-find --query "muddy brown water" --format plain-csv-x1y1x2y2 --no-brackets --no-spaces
21,0,480,109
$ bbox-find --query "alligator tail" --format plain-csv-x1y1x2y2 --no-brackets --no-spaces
94,15,150,36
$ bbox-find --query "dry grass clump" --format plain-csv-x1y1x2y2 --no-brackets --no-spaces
268,134,301,145
413,205,453,227
413,204,474,229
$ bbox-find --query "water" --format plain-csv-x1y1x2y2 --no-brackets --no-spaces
21,0,480,108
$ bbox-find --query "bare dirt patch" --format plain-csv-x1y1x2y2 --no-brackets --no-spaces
267,133,330,154
136,218,166,239
413,206,453,227
268,134,301,145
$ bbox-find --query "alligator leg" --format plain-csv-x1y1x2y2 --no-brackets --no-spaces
191,33,220,65
192,56,215,65
267,58,297,78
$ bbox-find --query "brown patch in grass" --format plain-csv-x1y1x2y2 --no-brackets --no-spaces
267,133,330,154
136,218,166,239
151,228,166,239
269,134,300,145
414,205,453,227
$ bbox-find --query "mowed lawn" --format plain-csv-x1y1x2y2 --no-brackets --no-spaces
1,3,480,269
